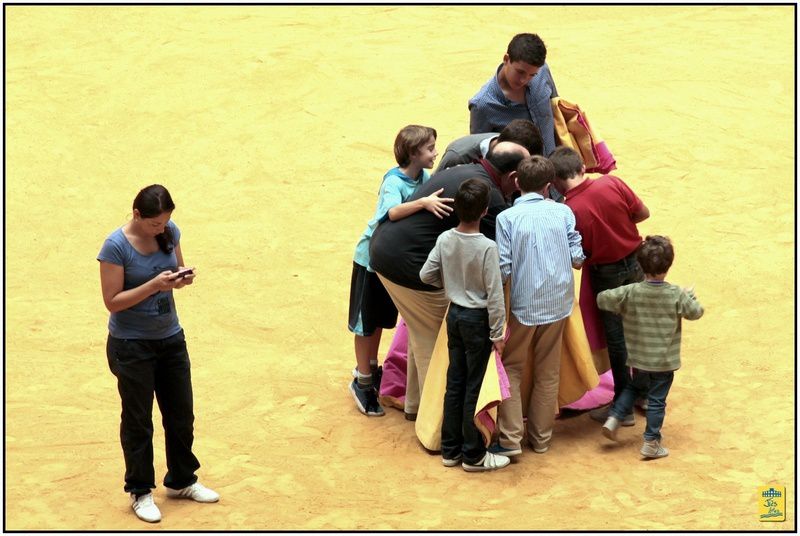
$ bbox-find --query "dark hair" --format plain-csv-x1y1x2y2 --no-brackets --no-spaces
133,184,176,254
497,119,543,156
455,178,490,223
394,125,437,167
516,155,554,193
549,146,584,180
637,235,675,275
486,143,527,174
507,33,547,67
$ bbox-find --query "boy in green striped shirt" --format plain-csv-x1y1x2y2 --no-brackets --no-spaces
598,236,704,458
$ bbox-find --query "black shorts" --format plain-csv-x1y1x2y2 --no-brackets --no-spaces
348,262,398,336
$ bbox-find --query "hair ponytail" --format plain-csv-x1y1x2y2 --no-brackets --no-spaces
133,184,176,254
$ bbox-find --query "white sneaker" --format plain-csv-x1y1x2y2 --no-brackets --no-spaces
602,416,620,441
641,440,669,459
165,482,220,503
462,452,511,472
131,492,161,523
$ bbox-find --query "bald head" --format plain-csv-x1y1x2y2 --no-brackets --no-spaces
487,141,530,200
487,141,530,174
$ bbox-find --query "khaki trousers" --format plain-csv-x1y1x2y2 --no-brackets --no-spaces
497,314,567,451
377,275,450,414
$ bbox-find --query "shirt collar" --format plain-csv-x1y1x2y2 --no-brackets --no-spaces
513,192,545,205
478,158,503,191
492,63,529,103
566,178,592,198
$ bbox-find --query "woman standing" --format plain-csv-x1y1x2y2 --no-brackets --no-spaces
98,184,218,523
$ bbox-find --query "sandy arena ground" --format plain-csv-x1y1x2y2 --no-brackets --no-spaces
4,5,796,531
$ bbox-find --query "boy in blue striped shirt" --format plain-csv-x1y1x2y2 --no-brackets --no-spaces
493,156,584,456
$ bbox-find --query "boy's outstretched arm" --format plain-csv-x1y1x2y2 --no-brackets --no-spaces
596,286,628,314
678,288,704,320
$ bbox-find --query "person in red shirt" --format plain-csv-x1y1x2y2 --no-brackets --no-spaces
549,146,650,425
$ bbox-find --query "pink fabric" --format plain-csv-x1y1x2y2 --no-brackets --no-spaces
495,351,511,399
378,318,408,406
561,369,614,410
591,141,617,174
474,351,511,440
579,273,607,351
575,111,616,174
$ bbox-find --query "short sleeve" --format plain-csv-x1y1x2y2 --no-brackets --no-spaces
169,221,181,246
97,235,126,266
374,177,407,223
611,176,644,216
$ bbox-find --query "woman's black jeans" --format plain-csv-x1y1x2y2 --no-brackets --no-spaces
106,330,200,495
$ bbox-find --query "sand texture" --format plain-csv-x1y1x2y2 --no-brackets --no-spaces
4,5,795,531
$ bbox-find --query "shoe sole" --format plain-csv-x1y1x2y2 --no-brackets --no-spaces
641,450,669,459
166,494,219,503
532,446,549,454
133,513,161,523
442,458,462,467
132,507,161,522
404,412,417,421
462,461,510,472
348,382,385,417
601,426,618,441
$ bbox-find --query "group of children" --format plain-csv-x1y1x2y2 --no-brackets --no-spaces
346,32,704,472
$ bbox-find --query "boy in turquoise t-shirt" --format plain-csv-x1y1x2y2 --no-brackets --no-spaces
348,125,454,417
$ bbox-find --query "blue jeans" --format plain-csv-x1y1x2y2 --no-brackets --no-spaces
441,304,493,465
106,330,201,495
610,369,675,441
589,253,644,402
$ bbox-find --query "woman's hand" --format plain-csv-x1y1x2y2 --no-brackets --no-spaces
173,267,196,289
150,270,185,292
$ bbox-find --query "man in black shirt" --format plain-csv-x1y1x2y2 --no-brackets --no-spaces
370,141,529,419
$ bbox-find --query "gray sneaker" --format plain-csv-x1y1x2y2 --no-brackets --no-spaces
442,454,463,467
602,416,620,441
488,443,522,457
640,439,669,458
349,379,385,417
589,406,635,426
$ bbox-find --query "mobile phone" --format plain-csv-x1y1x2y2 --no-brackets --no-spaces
174,268,194,279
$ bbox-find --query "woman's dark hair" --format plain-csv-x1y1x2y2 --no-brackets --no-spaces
133,184,176,254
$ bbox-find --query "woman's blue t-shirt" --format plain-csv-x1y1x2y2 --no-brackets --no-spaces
97,221,183,340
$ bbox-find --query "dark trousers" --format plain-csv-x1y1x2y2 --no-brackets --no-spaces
589,253,644,404
106,330,200,495
441,304,493,465
610,369,675,441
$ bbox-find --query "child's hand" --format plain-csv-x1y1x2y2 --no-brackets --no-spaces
493,339,505,357
683,285,696,299
420,188,454,219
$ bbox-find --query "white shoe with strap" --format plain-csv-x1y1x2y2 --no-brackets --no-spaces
131,492,162,523
166,482,220,503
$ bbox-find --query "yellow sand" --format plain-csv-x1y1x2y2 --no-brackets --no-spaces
4,5,795,531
